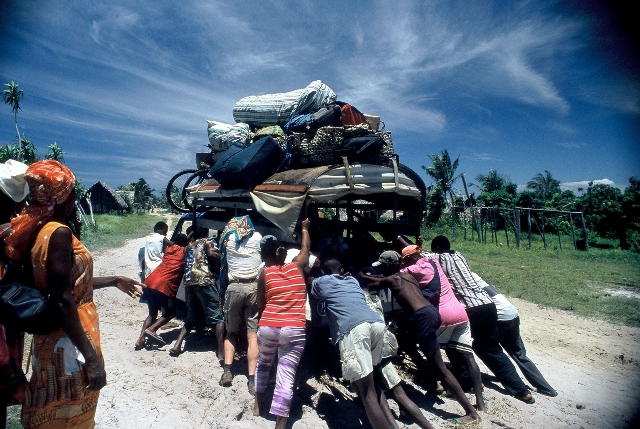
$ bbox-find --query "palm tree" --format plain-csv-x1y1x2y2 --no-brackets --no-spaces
475,169,507,192
422,149,463,207
0,144,20,163
133,178,153,210
45,142,65,162
526,170,561,201
19,136,38,164
2,81,24,143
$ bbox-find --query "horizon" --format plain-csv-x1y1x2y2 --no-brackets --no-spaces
1,0,638,196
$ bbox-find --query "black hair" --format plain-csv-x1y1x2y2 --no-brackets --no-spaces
192,227,209,240
431,235,451,253
173,233,189,247
261,237,286,266
154,221,168,232
320,255,342,274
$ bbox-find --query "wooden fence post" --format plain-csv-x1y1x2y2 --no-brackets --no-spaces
527,209,532,249
569,212,577,250
556,213,562,250
452,206,456,240
503,209,510,248
492,209,498,246
580,212,589,251
515,209,521,248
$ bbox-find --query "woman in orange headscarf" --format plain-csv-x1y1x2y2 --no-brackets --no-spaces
4,160,143,429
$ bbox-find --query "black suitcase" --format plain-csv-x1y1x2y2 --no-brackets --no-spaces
208,136,287,189
338,135,385,162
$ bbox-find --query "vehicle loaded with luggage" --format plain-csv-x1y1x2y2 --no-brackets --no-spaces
165,80,426,319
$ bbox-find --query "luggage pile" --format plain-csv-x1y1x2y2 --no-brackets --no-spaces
206,80,394,188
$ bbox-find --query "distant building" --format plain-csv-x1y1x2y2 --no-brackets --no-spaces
82,181,129,214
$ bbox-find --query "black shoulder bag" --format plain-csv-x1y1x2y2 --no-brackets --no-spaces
0,258,62,335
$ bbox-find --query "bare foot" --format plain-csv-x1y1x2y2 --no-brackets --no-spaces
451,414,481,425
134,341,145,350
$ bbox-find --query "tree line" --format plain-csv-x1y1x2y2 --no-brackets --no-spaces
2,81,169,213
423,149,640,252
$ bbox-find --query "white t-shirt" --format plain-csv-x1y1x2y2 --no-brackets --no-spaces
226,231,263,281
144,232,165,277
471,272,519,321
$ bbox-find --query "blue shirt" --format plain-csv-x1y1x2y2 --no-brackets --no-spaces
311,274,383,344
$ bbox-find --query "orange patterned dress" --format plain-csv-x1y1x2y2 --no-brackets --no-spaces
21,222,102,429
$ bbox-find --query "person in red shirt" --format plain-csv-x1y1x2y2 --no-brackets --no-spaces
135,233,188,349
252,219,310,429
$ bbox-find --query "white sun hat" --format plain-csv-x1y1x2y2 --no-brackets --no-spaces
0,159,30,202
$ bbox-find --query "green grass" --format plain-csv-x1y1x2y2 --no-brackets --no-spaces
430,234,640,327
80,213,169,252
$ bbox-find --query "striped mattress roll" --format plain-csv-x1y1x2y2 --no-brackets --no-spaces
233,80,336,127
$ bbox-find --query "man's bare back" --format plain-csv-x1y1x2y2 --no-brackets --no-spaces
371,272,432,314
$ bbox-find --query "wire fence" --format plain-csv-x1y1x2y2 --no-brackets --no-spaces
448,206,589,250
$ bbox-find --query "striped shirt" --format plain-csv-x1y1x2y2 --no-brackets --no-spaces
259,262,307,328
429,251,493,309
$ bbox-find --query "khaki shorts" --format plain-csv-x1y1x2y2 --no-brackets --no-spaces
338,321,386,382
223,282,259,333
436,321,473,353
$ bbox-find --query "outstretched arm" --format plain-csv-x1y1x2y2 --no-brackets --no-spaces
93,276,144,298
292,218,311,273
360,273,389,292
162,236,174,250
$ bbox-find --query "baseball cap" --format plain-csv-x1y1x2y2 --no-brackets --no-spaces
372,250,401,266
401,245,421,260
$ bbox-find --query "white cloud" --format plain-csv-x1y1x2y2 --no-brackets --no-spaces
561,178,622,194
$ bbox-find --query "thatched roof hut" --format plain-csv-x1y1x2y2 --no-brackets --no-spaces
82,181,129,214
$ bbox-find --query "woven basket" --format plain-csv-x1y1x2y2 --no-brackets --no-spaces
379,130,394,159
287,125,395,167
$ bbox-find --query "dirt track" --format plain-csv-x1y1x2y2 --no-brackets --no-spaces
90,232,640,428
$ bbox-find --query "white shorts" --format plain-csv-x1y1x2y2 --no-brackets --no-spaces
436,321,473,353
338,321,386,382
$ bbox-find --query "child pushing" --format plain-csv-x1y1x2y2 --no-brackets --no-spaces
135,233,188,349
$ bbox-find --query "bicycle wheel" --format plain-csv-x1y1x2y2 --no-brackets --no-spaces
166,169,198,213
182,168,209,211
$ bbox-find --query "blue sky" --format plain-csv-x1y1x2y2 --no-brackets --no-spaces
1,0,638,196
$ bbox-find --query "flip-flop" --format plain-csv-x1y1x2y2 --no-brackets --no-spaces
450,416,480,425
144,330,166,346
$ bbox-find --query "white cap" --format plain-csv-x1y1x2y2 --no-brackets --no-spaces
0,159,29,202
